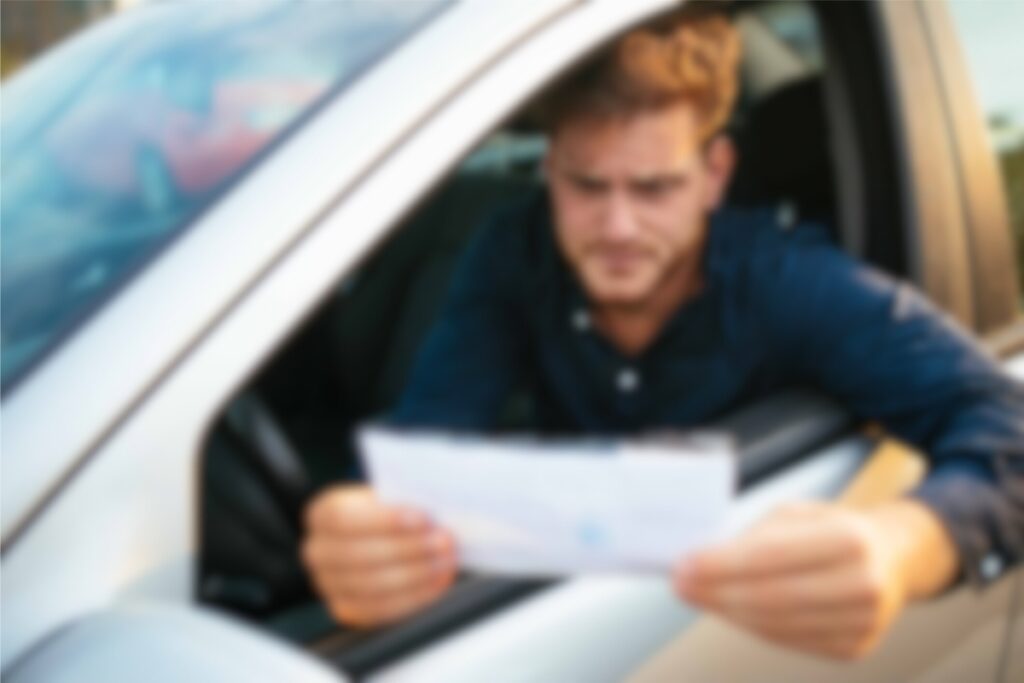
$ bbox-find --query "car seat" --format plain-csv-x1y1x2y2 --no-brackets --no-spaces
727,75,836,231
200,391,314,617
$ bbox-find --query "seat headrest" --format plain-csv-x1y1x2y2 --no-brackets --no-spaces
728,76,834,226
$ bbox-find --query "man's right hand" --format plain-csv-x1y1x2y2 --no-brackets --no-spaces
302,485,458,628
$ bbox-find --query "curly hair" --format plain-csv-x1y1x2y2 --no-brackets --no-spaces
537,7,741,142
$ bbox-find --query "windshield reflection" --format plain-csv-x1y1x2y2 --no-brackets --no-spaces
1,0,448,391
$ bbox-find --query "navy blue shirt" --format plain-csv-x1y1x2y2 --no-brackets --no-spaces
393,190,1024,587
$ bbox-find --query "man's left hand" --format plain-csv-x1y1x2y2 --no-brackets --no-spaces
672,500,959,660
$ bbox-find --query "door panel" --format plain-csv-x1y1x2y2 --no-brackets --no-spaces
628,442,1013,683
6,604,343,683
1002,573,1023,683
629,577,1014,683
631,355,1024,682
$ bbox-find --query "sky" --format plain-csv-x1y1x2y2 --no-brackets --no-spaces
947,0,1024,133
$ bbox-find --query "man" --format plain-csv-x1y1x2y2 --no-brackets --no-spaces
302,10,1023,660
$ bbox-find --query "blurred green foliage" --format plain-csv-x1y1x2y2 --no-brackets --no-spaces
1,0,112,79
999,145,1024,300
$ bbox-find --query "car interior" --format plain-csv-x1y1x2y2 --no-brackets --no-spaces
195,0,893,673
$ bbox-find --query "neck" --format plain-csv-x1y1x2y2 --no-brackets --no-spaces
593,253,705,358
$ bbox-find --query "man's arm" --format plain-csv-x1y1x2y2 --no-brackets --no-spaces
765,243,1024,585
675,499,958,659
305,215,529,628
675,236,1023,659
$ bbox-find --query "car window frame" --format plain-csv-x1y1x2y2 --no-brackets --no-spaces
851,0,1020,338
920,0,1024,344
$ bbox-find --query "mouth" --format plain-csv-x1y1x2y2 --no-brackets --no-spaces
589,246,649,276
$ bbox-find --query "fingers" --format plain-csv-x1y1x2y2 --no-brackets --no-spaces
683,511,867,583
325,573,454,629
306,485,428,537
757,631,879,662
302,485,459,629
741,605,887,661
672,502,907,661
682,564,888,661
313,553,456,600
303,527,453,571
678,561,881,613
732,603,877,640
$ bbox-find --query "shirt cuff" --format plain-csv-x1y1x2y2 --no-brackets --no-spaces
909,461,1021,589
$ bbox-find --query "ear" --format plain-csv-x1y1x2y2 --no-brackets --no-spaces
701,134,737,211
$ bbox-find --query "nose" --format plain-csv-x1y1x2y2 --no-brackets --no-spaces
601,189,640,242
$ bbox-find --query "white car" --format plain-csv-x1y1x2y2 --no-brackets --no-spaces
3,1,1022,681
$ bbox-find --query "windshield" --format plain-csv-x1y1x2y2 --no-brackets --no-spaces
0,0,448,392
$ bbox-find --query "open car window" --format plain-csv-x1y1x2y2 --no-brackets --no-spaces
194,0,872,676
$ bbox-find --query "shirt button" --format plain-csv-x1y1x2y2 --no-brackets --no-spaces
617,368,640,393
980,553,1003,581
777,201,797,230
571,308,591,332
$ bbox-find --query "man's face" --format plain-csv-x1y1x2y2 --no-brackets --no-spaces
546,103,734,309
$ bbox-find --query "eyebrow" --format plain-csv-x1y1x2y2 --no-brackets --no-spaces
629,171,690,187
563,169,609,185
558,163,690,180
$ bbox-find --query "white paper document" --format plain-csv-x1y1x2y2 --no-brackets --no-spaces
359,428,736,576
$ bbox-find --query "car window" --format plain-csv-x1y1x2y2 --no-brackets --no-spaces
946,0,1024,305
0,0,449,392
734,0,822,111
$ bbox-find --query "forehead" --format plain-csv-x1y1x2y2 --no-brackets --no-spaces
550,103,703,174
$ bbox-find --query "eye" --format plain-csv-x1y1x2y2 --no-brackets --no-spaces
633,178,682,200
635,181,667,199
568,175,608,196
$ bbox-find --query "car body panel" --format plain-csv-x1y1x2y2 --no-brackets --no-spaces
1004,576,1024,683
5,603,344,683
629,575,1016,683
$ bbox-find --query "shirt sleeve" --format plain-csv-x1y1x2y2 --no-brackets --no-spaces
751,237,1024,588
389,214,527,431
